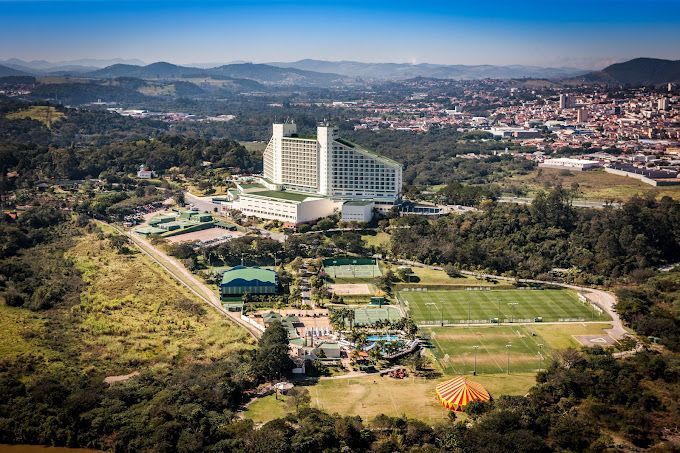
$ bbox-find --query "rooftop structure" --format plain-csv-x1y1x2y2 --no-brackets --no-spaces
219,266,278,297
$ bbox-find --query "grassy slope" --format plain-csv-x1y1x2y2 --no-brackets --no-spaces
6,106,65,127
0,227,252,380
502,168,680,201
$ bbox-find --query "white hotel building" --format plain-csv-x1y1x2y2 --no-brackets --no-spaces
226,123,402,224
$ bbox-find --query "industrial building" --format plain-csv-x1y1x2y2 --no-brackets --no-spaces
539,158,601,171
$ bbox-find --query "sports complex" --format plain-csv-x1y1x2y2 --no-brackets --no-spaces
399,288,609,325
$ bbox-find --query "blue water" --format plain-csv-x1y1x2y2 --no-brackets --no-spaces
366,334,400,342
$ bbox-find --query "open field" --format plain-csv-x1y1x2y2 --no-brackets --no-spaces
423,326,552,375
361,232,391,248
530,322,614,349
406,267,498,286
401,288,609,324
6,106,65,127
245,373,536,424
240,141,268,153
502,168,680,201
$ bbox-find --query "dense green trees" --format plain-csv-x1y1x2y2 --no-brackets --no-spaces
390,191,680,284
253,321,294,381
0,206,84,310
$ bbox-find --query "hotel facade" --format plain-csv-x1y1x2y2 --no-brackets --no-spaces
225,123,403,224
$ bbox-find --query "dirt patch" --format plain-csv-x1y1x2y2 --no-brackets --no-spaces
104,371,140,384
165,228,244,243
329,283,374,296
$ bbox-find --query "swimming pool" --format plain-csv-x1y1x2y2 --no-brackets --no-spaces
366,334,401,342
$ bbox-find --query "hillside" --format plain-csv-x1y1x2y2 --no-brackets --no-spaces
208,62,347,86
87,61,205,79
571,58,680,85
0,64,31,78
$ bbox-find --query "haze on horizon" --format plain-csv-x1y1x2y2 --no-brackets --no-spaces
2,0,680,70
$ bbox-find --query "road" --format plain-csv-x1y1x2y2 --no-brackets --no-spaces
498,196,619,209
395,259,628,341
106,222,262,339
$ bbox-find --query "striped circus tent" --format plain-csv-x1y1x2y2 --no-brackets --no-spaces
435,376,491,411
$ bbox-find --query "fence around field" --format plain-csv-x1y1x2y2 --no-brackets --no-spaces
415,317,588,327
324,264,382,279
322,257,377,266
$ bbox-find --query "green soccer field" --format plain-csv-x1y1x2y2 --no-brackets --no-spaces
421,326,552,375
400,289,609,324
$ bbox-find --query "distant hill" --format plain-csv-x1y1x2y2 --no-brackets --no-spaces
571,58,680,85
87,62,205,79
0,64,31,78
268,59,588,80
85,61,347,86
206,63,347,86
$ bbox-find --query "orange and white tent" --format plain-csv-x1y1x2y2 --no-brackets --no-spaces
435,376,491,411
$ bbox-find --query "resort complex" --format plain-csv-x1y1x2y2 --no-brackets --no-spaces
222,123,403,224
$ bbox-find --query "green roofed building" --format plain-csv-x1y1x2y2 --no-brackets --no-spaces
219,266,278,297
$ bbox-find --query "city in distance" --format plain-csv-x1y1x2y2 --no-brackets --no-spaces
1,1,679,452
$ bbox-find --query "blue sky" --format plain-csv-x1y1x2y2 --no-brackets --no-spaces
1,0,679,68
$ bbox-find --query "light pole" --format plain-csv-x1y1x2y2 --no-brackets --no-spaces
497,299,501,326
468,298,471,325
508,302,518,323
506,344,512,375
537,343,544,372
472,345,479,375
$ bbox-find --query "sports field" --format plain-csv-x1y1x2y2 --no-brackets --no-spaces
351,306,402,326
422,326,551,375
324,262,382,279
400,289,609,324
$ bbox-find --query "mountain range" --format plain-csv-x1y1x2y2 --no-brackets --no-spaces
2,57,680,86
267,59,589,80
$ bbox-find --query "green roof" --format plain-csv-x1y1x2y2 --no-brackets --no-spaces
239,183,266,189
135,226,166,235
220,266,277,286
335,138,401,167
247,190,321,202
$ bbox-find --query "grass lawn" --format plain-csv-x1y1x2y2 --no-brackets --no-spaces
406,267,497,286
361,232,391,248
530,323,613,349
503,168,680,201
240,141,267,153
401,289,608,324
245,373,536,424
422,326,553,375
6,106,65,127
